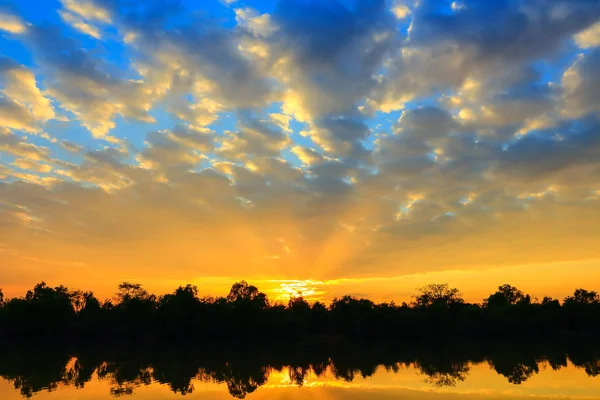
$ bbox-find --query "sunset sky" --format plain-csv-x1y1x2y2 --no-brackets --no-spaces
1,0,599,303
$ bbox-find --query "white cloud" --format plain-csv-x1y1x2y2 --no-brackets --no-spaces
12,158,53,173
59,11,102,39
0,59,55,122
269,113,292,133
291,146,324,166
0,130,51,160
60,0,111,23
391,5,411,19
235,8,277,37
0,96,40,133
575,21,600,48
0,12,26,34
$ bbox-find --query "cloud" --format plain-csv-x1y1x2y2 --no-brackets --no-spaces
269,113,292,133
128,9,274,113
391,4,411,20
395,107,459,140
495,118,600,183
0,96,40,133
561,49,600,118
306,116,371,158
235,8,277,37
371,0,600,112
0,56,55,122
137,128,209,174
60,0,111,23
292,146,324,166
270,0,397,120
13,25,157,138
217,116,290,161
0,130,51,160
12,158,53,173
0,11,26,34
59,11,102,39
575,21,600,48
409,0,600,64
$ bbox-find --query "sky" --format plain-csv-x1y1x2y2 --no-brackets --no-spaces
0,0,600,304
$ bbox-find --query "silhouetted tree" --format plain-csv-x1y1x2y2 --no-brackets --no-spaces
111,282,157,337
227,281,269,310
482,285,538,336
82,292,101,312
412,283,464,309
329,296,376,338
115,282,150,303
223,281,270,339
0,281,600,341
564,289,599,306
288,296,310,312
158,285,202,338
286,296,311,337
562,289,600,332
541,296,560,307
485,284,530,308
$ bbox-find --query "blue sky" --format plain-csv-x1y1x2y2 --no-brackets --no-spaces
1,0,600,301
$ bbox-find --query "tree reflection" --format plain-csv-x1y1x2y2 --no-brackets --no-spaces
198,361,271,399
0,342,599,398
488,356,540,384
569,349,600,377
288,365,310,386
418,360,470,387
0,346,71,398
96,361,153,397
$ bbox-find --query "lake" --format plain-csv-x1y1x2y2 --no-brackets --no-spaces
1,341,598,399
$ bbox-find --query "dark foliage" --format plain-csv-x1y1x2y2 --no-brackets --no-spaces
0,341,599,398
0,282,599,341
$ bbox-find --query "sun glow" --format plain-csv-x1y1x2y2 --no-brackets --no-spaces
268,280,332,303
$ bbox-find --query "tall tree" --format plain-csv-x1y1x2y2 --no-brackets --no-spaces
564,289,599,306
412,283,464,308
115,282,150,304
227,281,269,310
485,284,530,307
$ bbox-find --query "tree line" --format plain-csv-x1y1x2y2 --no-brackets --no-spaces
0,281,599,340
1,340,599,398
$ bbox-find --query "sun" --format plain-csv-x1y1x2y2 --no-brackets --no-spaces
268,280,328,303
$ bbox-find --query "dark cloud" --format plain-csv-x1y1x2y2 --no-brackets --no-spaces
411,0,600,67
497,117,600,180
372,0,600,113
272,0,398,116
562,48,600,117
217,114,290,160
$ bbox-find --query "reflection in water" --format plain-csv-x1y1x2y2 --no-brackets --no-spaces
0,341,599,399
418,360,469,387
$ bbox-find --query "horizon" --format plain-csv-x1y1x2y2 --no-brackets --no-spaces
2,264,599,305
1,0,600,304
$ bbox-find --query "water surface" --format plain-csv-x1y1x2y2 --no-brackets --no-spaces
1,341,598,399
